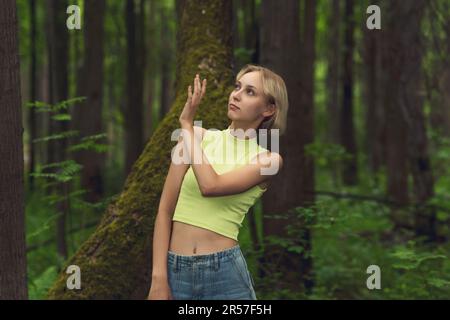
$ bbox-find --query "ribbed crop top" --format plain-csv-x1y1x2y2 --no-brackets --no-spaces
171,126,270,241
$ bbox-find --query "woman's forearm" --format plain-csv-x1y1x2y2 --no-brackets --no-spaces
151,211,172,280
180,123,219,193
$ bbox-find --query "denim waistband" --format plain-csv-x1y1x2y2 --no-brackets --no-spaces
168,244,241,272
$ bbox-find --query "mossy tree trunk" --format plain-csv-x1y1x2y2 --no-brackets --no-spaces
47,0,233,299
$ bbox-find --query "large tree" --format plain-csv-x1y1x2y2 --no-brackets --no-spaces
47,0,234,299
383,0,435,240
260,0,316,295
0,0,28,300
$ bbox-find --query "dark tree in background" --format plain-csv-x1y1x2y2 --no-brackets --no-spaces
0,0,28,300
125,0,145,176
46,0,70,259
341,0,358,186
159,2,174,119
260,0,316,295
72,0,107,203
428,0,450,138
326,0,342,186
363,0,385,176
28,0,38,190
383,0,436,241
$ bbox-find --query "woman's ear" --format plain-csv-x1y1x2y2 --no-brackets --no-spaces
263,103,276,118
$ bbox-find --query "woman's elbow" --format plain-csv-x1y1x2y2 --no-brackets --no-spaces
200,185,214,197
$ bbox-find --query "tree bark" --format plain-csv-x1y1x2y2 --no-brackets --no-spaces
0,0,28,300
243,0,259,64
72,0,106,203
47,0,234,299
341,0,358,185
383,0,435,240
363,0,385,175
326,0,341,162
159,3,173,119
326,0,342,188
124,0,145,176
144,0,156,141
28,0,37,190
260,0,315,295
46,0,69,259
428,1,450,137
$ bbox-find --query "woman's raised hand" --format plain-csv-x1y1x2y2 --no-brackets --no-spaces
179,74,207,126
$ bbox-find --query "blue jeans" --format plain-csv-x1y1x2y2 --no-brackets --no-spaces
167,244,257,300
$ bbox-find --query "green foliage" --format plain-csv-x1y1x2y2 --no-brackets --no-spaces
30,160,83,183
32,131,79,143
26,97,111,298
68,133,109,153
28,266,59,300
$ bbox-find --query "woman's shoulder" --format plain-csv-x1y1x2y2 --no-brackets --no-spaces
251,150,283,169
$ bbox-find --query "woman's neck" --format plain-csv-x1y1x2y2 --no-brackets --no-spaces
228,123,258,140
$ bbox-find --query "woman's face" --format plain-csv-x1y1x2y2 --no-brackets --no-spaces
228,71,275,126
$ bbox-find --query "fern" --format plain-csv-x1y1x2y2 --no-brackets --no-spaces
32,130,79,143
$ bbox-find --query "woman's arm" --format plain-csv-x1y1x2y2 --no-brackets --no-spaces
179,74,282,197
180,123,283,197
148,126,205,299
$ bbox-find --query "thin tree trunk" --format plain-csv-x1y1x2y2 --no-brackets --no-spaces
0,0,28,300
46,0,69,259
28,0,37,190
428,1,450,137
363,0,385,175
243,0,259,63
144,0,156,141
298,0,317,292
326,0,341,187
159,3,172,118
341,0,358,185
47,0,234,299
326,0,341,143
125,0,145,176
72,0,106,203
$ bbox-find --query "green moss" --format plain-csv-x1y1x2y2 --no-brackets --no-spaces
47,0,234,299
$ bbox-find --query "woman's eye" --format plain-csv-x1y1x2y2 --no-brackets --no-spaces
247,89,254,95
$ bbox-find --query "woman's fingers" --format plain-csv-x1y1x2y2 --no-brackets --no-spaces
187,85,192,104
188,74,206,106
201,79,207,98
194,74,199,96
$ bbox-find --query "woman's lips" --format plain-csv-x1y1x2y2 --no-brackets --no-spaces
229,104,240,111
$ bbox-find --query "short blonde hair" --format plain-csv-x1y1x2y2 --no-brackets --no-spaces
236,64,289,136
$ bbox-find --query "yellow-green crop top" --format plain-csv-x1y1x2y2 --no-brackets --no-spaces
172,126,270,241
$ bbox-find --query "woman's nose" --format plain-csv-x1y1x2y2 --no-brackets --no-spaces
232,89,242,100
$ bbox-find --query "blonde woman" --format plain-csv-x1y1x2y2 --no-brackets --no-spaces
147,64,288,300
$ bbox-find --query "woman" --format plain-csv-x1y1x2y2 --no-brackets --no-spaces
147,64,288,300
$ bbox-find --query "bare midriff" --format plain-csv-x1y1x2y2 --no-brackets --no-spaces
168,221,238,255
168,181,268,256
